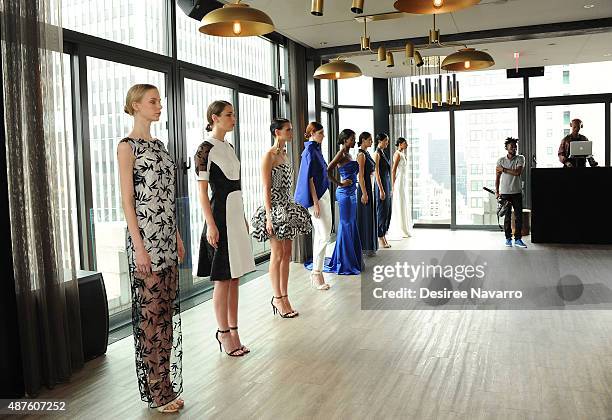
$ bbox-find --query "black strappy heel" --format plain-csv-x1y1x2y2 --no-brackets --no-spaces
271,296,298,318
215,329,244,357
228,326,250,354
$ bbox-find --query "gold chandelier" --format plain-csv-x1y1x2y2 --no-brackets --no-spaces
410,56,460,109
199,0,274,37
313,58,363,80
394,0,480,14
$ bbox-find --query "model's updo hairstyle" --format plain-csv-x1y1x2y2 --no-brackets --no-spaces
206,100,232,132
124,83,158,115
338,129,356,146
396,137,407,147
358,131,372,147
375,132,389,148
270,118,291,137
304,121,324,140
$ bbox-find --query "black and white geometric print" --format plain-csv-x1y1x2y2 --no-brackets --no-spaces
251,162,312,242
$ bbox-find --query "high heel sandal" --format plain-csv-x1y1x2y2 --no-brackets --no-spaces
311,273,331,290
281,294,299,316
271,296,298,318
155,399,182,413
228,326,250,354
215,329,245,357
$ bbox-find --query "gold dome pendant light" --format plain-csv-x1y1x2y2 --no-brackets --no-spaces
199,0,274,37
441,47,494,71
394,0,480,14
314,58,362,80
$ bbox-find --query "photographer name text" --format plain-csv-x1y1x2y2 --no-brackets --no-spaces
372,287,523,299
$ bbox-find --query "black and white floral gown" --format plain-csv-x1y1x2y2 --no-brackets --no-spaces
251,162,312,242
120,137,182,408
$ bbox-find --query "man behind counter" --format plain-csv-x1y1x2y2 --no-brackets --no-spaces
557,118,598,168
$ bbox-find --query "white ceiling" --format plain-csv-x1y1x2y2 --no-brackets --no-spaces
242,0,612,76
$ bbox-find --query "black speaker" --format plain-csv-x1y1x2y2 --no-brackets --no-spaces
77,271,109,361
177,0,222,21
506,66,544,78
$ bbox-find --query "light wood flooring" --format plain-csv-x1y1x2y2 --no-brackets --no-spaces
21,230,612,419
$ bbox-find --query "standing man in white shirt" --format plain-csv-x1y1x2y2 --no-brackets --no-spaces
495,137,527,248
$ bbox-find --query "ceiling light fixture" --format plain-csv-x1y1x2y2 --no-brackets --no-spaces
313,58,363,79
394,0,479,14
311,0,324,16
351,0,365,14
199,0,274,37
386,52,395,67
377,46,387,61
441,47,495,71
414,50,424,67
583,4,595,8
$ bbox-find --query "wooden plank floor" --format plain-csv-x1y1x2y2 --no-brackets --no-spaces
23,230,612,419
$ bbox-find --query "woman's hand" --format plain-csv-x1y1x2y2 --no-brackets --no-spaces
135,246,152,276
341,178,353,187
361,193,368,205
379,190,386,201
266,215,274,237
177,236,185,263
313,201,320,218
207,223,219,249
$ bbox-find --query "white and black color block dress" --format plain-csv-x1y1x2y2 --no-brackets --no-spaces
194,136,255,281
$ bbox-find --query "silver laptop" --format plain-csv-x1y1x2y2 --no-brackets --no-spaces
569,141,592,157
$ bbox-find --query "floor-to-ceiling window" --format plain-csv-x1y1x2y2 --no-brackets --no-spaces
454,108,519,226
337,76,374,158
409,112,451,224
534,103,605,168
86,58,168,314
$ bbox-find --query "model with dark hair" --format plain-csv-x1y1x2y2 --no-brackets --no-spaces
388,137,413,240
195,100,256,357
251,119,312,316
356,131,378,256
324,129,362,274
374,133,392,248
294,121,331,290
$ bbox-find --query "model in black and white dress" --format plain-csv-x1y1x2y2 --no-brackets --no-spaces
195,137,255,280
195,100,255,358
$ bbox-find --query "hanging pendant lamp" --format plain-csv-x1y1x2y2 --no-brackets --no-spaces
314,59,362,80
441,47,494,71
394,0,480,14
199,0,274,37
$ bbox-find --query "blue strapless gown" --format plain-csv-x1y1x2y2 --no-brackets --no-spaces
324,161,362,275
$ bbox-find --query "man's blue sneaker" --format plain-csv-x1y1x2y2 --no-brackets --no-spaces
505,239,512,247
514,239,527,248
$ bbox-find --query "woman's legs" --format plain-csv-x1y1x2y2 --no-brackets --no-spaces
137,269,182,407
280,239,297,312
213,279,244,355
270,237,292,315
227,278,247,351
309,192,332,286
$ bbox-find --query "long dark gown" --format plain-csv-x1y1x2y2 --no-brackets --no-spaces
375,148,392,238
324,161,362,275
357,149,378,254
